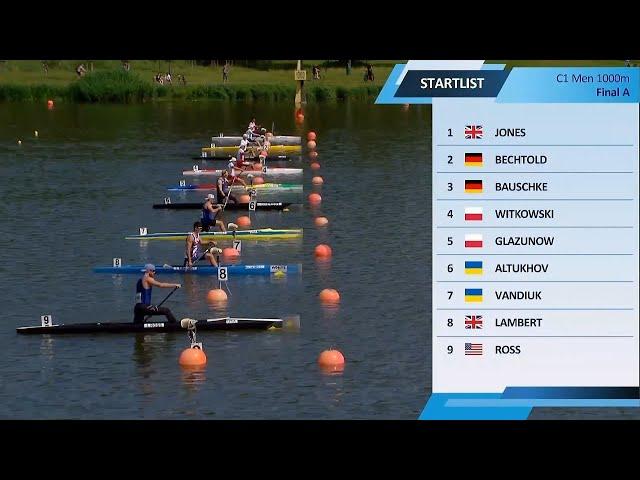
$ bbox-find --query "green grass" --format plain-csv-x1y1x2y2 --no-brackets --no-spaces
0,60,392,87
0,60,634,103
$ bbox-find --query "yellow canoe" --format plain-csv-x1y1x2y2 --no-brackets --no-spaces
201,145,302,156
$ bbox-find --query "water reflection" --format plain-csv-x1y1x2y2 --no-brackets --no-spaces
319,363,345,376
39,336,55,360
316,367,345,407
133,333,173,372
321,304,340,320
206,300,229,317
180,365,207,392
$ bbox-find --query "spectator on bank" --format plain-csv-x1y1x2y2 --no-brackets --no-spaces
122,61,130,71
42,61,48,76
223,63,230,83
166,72,172,84
346,59,351,76
367,64,374,81
76,64,87,78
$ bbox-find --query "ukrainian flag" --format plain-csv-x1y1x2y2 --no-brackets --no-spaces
465,261,483,275
464,288,483,302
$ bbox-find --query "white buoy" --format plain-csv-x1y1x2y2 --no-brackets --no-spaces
17,140,22,145
34,130,39,137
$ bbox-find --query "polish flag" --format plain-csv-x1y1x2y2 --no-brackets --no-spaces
465,207,483,221
465,234,483,248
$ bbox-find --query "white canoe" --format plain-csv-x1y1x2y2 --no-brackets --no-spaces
183,167,303,177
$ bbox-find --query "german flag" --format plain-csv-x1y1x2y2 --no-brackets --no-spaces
465,153,483,167
465,179,483,193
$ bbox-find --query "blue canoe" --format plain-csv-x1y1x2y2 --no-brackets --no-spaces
94,264,301,275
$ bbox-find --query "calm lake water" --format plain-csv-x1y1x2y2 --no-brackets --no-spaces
0,101,430,419
0,101,634,419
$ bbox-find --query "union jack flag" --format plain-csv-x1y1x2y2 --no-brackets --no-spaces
465,125,483,139
465,315,483,329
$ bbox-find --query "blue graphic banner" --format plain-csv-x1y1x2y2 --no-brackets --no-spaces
376,63,640,104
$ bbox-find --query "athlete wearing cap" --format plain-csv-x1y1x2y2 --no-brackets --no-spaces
185,221,221,268
226,157,248,188
201,194,226,232
133,264,181,324
217,170,240,204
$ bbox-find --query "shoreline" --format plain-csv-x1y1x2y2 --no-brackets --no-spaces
0,82,383,103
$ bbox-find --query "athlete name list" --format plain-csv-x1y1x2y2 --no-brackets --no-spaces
432,99,639,393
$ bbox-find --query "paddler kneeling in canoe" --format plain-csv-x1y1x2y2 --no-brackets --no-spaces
217,169,243,204
202,194,226,232
134,264,181,324
184,221,223,268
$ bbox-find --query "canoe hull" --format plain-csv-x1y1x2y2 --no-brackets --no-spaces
94,264,301,275
17,318,283,335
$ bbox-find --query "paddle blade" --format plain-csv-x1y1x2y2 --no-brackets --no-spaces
281,314,301,331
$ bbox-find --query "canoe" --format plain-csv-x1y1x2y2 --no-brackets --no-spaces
126,228,303,241
17,317,284,335
210,135,301,146
153,201,294,210
94,263,301,275
167,183,302,192
183,167,302,177
202,145,301,155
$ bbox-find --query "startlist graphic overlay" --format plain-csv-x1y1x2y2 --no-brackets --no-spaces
378,61,639,419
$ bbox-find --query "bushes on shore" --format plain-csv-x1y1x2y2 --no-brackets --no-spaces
0,70,382,103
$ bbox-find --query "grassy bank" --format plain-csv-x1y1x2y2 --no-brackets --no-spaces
0,73,383,103
0,60,391,103
0,59,633,103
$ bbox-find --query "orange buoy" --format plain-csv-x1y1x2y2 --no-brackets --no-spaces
206,289,228,302
312,176,324,185
314,216,329,227
47,99,54,108
223,247,240,258
309,151,318,159
314,244,332,257
252,176,265,185
318,349,345,368
308,193,322,205
253,163,262,171
307,140,317,150
310,162,321,170
319,288,340,303
236,215,251,227
296,113,305,123
307,131,317,141
239,194,251,203
179,347,207,367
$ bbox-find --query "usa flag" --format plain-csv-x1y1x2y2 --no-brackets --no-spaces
465,343,483,355
465,125,483,139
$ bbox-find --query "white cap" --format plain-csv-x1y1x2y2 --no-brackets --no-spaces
230,157,236,162
205,193,216,201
